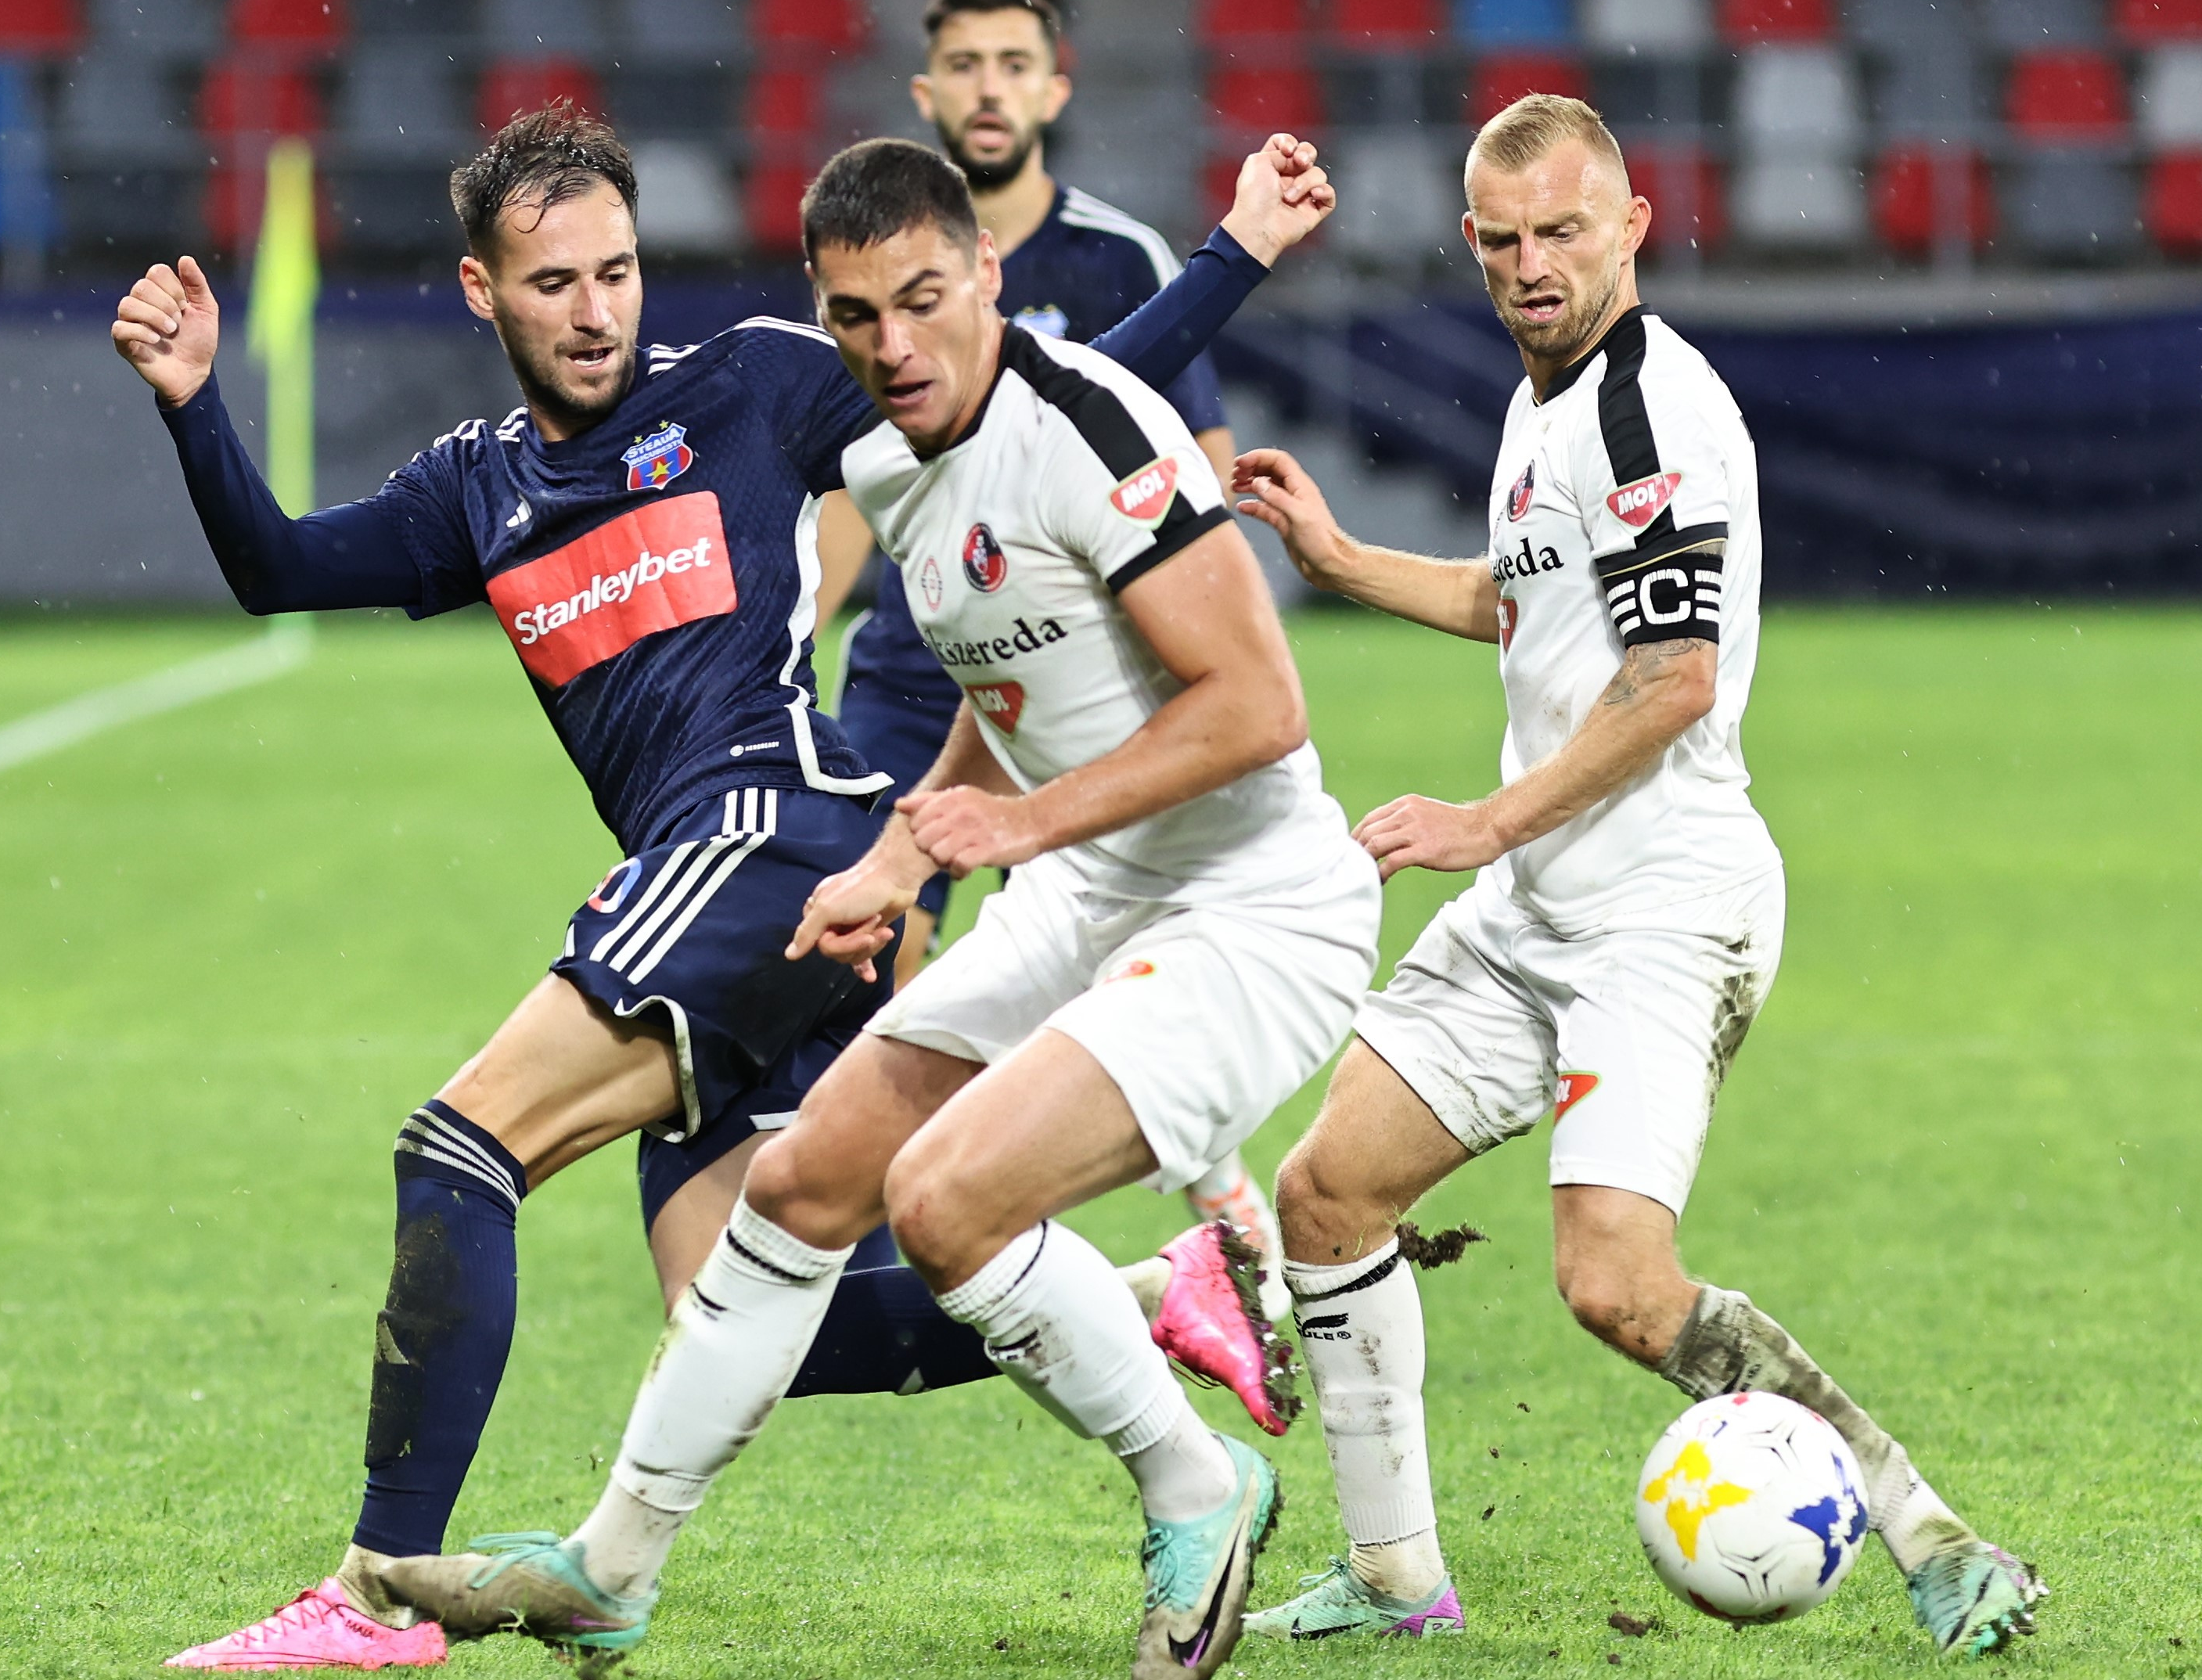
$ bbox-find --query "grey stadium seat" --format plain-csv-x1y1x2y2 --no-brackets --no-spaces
337,40,472,161
85,0,218,59
608,0,740,63
1842,0,1974,55
2004,151,2143,259
352,0,480,44
1874,43,1985,139
1977,0,2105,50
480,0,606,56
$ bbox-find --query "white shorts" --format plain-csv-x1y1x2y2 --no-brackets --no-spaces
866,844,1382,1193
1354,869,1785,1216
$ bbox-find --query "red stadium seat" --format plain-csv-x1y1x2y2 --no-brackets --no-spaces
745,70,822,253
1870,143,1995,256
2114,0,2202,41
228,0,346,49
1718,0,1834,41
747,163,809,253
1195,0,1311,44
1627,143,1726,255
752,0,867,56
0,0,77,52
477,57,601,134
199,56,324,251
1468,51,1587,124
1207,64,1324,135
2143,150,2202,251
2007,49,2128,139
747,68,821,138
1333,0,1445,45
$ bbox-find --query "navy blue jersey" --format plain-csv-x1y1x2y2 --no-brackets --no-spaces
841,185,1229,765
375,318,889,852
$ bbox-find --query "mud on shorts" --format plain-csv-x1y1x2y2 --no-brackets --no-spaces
863,842,1382,1194
1353,869,1786,1217
551,785,897,1231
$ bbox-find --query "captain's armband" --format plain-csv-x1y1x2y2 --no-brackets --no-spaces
1595,524,1725,648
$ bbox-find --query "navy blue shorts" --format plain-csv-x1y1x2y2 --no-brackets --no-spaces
839,683,957,925
550,786,897,1230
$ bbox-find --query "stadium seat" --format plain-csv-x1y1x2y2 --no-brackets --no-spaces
2135,46,2202,143
744,161,805,251
1876,46,1984,139
351,0,463,42
2143,149,2202,249
1731,156,1864,247
608,64,733,141
1581,0,1709,55
629,138,736,252
1733,45,1862,153
1982,0,2105,49
1335,0,1444,44
2115,0,2202,41
336,38,466,159
326,164,452,252
1718,0,1833,44
2004,149,2143,258
608,0,738,63
56,45,186,159
1844,0,1971,52
1207,64,1324,135
743,64,816,253
1869,142,1993,254
2007,49,2129,139
87,0,218,56
1328,128,1459,263
1468,50,1586,123
751,0,867,58
1457,0,1574,46
477,57,600,134
198,55,322,250
227,0,345,52
1195,0,1310,46
480,0,603,58
0,55,55,275
0,0,78,52
1625,139,1725,254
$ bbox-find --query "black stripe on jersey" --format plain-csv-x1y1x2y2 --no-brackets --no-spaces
1596,526,1725,647
1592,308,1680,554
998,325,1229,593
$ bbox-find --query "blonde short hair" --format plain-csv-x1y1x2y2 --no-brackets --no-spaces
1466,93,1629,189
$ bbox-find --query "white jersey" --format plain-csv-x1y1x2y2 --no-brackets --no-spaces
839,324,1353,901
1482,308,1779,935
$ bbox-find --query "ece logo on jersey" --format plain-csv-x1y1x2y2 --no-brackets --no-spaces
486,492,735,687
1506,459,1535,521
623,423,694,492
962,523,1008,592
1607,469,1682,529
1109,455,1178,529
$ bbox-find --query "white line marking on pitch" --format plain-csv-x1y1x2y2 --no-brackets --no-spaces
0,618,315,775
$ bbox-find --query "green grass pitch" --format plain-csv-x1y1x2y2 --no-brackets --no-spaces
2,605,2197,1679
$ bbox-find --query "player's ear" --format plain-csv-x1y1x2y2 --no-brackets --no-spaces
457,253,496,323
1622,193,1652,258
1460,211,1478,255
973,229,1002,306
1041,67,1070,124
911,73,936,124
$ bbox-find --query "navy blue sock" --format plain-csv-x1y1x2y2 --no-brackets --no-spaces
352,1101,527,1558
787,1234,1000,1398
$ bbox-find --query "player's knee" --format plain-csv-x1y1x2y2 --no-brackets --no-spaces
1555,1257,1679,1364
880,1156,969,1287
1275,1134,1383,1261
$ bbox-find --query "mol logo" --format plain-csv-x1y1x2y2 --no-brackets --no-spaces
1607,469,1682,529
1553,1070,1600,1121
1643,1439,1751,1562
966,680,1027,737
1109,455,1178,528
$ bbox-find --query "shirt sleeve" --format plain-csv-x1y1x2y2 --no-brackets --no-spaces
1578,364,1732,649
1160,351,1230,437
365,429,490,619
1087,228,1268,400
754,322,876,496
1028,349,1232,594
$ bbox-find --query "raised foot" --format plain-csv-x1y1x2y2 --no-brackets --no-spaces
1151,1221,1301,1437
1243,1558,1464,1641
1906,1541,2045,1658
1134,1435,1282,1679
164,1578,449,1670
380,1533,653,1657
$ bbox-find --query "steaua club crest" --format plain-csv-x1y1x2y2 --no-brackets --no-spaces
919,555,944,611
623,422,694,492
1506,459,1535,521
962,523,1008,592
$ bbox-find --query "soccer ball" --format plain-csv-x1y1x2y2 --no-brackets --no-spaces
1634,1391,1869,1625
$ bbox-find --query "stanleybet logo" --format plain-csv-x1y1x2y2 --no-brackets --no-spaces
1643,1439,1751,1561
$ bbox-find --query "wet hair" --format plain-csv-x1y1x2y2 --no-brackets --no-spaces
449,102,638,257
801,137,980,264
922,0,1063,53
1466,93,1629,189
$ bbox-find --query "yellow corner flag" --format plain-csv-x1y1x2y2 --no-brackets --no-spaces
245,139,319,519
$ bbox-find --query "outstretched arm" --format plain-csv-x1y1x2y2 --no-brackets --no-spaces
1091,135,1335,394
1233,445,1500,642
1354,638,1716,880
115,257,426,615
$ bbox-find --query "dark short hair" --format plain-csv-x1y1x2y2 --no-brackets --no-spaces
801,137,980,264
449,102,638,257
921,0,1063,52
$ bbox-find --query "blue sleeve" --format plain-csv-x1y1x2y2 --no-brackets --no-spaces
158,374,475,617
759,326,876,497
1160,350,1230,435
1089,228,1268,398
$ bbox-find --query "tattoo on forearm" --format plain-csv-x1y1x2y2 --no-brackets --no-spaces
1600,638,1711,707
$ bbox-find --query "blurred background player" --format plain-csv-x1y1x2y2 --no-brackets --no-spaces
829,0,1290,1314
126,106,1327,1672
1232,96,2044,1658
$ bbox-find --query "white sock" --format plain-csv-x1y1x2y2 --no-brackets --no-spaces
1284,1239,1446,1599
937,1221,1235,1520
583,1195,852,1593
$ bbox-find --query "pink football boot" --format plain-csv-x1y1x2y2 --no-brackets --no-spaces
1150,1221,1301,1437
166,1579,448,1670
